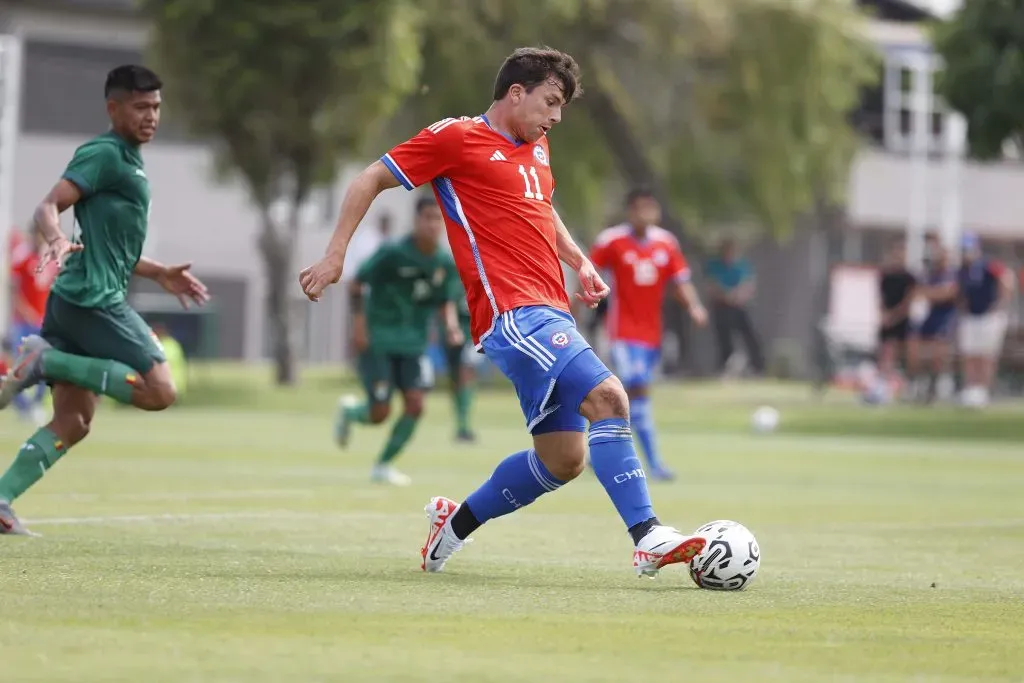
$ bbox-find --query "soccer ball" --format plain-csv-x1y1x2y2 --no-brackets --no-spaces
688,520,761,591
751,406,779,433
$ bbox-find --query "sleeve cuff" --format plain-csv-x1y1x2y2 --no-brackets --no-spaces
674,268,692,283
62,170,93,196
381,154,415,191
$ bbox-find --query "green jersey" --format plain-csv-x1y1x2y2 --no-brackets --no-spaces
358,237,459,355
449,276,472,341
54,131,150,308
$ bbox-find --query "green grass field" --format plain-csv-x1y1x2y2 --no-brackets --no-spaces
2,370,1023,682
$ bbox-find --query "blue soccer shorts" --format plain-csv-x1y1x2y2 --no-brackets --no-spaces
480,306,611,435
610,341,661,390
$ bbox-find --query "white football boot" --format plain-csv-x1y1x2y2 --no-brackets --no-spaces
632,525,706,578
371,464,412,487
421,496,469,572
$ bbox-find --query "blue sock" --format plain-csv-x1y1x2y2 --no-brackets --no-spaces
630,396,666,471
589,418,656,528
464,449,564,525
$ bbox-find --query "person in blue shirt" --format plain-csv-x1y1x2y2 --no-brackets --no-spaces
956,233,1014,407
705,238,764,375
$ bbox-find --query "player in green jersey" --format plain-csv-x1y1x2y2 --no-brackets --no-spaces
335,197,462,485
443,279,478,443
0,66,209,536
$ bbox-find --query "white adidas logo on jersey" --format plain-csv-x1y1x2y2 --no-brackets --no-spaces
489,150,507,162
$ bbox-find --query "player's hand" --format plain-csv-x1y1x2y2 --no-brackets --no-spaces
689,303,709,327
299,255,344,302
38,235,83,272
446,325,465,348
575,260,610,309
156,263,211,310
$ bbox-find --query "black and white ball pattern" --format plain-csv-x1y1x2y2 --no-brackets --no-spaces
688,520,760,591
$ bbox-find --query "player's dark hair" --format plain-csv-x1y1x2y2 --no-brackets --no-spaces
415,196,438,216
492,47,582,103
104,65,162,99
624,187,657,207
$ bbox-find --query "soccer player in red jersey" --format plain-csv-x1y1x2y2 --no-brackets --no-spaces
589,190,707,481
301,47,706,577
8,226,59,424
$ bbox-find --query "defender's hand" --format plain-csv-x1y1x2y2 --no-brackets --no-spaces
575,260,610,309
38,235,83,272
157,263,210,310
299,255,344,302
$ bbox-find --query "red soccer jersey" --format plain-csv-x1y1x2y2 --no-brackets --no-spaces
589,224,690,347
9,231,56,326
382,116,569,344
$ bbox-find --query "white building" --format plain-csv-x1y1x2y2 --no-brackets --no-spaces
0,0,417,363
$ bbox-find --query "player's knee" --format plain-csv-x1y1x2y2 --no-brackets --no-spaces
140,382,177,411
580,376,630,422
557,445,587,481
535,439,587,482
403,393,425,418
369,402,391,424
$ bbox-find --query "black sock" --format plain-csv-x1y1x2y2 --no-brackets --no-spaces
450,503,481,540
628,516,661,545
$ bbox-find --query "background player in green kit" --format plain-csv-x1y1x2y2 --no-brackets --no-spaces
0,66,209,536
335,197,462,486
444,279,478,443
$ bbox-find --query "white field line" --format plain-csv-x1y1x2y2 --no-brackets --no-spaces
22,510,1024,533
26,511,416,526
37,489,316,503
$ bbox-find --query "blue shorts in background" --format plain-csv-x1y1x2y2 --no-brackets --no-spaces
917,309,956,340
481,306,611,435
610,341,661,389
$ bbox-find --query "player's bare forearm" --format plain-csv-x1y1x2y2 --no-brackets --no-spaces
133,256,168,280
324,161,401,264
32,202,62,245
676,280,702,311
552,208,586,271
33,179,83,244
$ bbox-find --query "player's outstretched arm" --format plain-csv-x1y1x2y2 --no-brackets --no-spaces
33,179,84,270
299,161,400,302
674,280,708,327
134,257,210,309
553,209,609,309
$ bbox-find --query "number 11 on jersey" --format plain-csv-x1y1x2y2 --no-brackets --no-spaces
518,164,543,201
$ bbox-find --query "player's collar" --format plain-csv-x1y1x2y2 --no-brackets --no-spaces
480,114,525,147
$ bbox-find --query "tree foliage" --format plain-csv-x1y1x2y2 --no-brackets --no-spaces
934,0,1024,160
405,0,876,240
144,0,423,383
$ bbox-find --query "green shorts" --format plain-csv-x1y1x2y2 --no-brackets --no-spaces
40,294,166,375
358,351,433,404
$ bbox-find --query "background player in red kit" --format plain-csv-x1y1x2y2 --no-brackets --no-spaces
590,189,707,481
8,226,58,424
300,47,706,577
